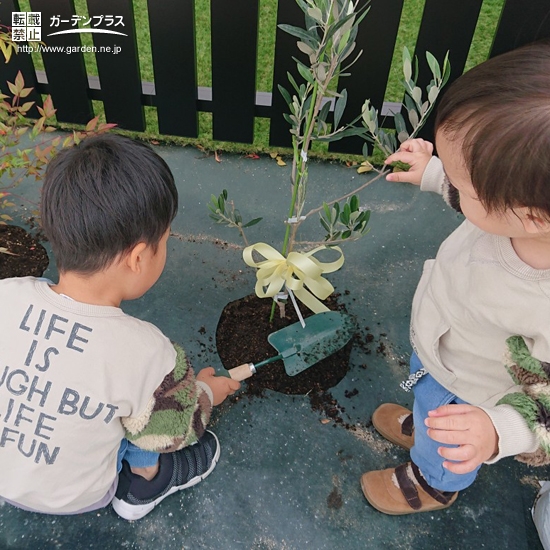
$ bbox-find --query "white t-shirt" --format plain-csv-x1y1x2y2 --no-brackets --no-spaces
0,277,175,513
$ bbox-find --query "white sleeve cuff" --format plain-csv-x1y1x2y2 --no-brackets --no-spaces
480,404,539,464
420,156,445,195
196,380,214,405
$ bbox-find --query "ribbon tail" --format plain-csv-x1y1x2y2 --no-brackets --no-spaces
293,286,329,314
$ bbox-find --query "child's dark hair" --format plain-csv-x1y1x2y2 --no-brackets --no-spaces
41,134,178,274
435,40,550,216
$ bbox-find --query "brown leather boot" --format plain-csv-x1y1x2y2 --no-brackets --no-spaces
372,403,414,450
361,461,458,515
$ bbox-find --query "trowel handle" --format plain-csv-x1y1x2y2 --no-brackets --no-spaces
227,363,257,381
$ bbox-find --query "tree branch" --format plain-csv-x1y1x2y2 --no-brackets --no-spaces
303,167,388,219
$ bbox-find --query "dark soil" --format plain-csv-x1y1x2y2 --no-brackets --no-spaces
0,225,49,279
216,293,353,395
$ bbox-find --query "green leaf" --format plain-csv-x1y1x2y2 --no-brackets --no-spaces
350,195,359,212
442,52,451,85
318,100,331,123
303,10,317,34
413,54,419,82
222,189,228,200
286,72,301,95
333,202,340,221
303,94,313,115
361,103,373,125
403,47,413,82
411,86,422,105
296,60,314,85
307,6,323,22
296,0,310,14
316,63,327,82
339,40,357,63
333,88,347,129
326,231,342,242
278,84,292,108
425,51,441,80
404,94,416,115
341,203,351,225
408,108,419,128
378,130,397,156
393,111,407,135
283,113,295,126
324,12,358,45
397,130,409,143
278,24,317,46
320,217,331,233
403,46,412,66
428,85,439,104
297,41,315,57
316,126,365,142
243,217,263,228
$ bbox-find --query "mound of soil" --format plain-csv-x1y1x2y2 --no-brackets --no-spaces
216,293,353,395
0,224,49,279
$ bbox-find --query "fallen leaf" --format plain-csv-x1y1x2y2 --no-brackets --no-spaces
269,152,278,159
357,164,372,174
215,151,221,163
245,153,260,159
0,247,17,256
321,418,331,424
276,156,286,166
150,140,159,145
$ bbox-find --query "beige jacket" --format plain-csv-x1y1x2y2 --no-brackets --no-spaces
413,157,546,461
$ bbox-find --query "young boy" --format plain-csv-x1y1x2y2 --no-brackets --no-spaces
361,40,550,514
0,134,240,520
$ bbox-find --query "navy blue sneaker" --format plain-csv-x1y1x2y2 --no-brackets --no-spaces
112,430,220,520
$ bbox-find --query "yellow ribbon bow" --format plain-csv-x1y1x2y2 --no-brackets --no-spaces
242,242,345,314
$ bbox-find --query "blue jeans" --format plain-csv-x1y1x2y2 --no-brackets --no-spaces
409,353,481,492
116,439,159,472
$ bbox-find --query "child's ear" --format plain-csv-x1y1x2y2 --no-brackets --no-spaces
126,242,148,273
522,210,550,235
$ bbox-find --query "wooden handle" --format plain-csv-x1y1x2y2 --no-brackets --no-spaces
227,363,256,381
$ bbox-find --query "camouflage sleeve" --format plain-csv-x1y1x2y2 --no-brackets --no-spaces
121,343,213,452
497,335,550,466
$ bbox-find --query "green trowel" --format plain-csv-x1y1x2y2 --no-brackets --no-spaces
226,311,355,382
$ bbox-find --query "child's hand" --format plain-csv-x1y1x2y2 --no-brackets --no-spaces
424,404,499,474
197,367,241,405
385,138,434,185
